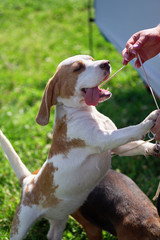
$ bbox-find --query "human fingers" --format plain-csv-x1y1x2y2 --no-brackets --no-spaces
122,33,140,64
124,31,147,57
122,50,129,65
122,47,136,65
125,34,137,49
122,34,136,57
151,113,160,141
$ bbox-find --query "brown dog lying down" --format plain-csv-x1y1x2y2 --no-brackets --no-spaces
72,169,160,240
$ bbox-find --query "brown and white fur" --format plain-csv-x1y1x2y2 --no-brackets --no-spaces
72,169,160,240
0,55,160,240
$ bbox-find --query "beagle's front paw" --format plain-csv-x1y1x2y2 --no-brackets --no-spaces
140,110,160,137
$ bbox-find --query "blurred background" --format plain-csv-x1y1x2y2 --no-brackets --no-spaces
0,0,159,239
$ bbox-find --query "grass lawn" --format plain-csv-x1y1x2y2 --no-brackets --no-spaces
0,0,159,239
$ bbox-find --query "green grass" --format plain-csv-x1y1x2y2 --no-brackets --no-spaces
0,0,159,239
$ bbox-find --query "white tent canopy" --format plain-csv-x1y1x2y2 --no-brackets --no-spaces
95,0,160,97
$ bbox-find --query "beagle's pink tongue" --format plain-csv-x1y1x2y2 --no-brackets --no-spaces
84,86,100,106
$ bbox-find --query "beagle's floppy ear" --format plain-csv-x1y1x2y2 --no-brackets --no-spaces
36,72,59,126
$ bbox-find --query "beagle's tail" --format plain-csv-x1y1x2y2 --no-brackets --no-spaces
0,130,31,183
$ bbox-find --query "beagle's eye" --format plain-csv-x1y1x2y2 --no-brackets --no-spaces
73,62,84,72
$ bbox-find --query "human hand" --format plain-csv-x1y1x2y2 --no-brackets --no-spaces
151,112,160,141
122,24,160,68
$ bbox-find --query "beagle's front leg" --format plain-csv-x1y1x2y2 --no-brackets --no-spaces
112,140,160,157
97,110,159,151
68,110,159,152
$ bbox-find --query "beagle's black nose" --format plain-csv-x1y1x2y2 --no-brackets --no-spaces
99,61,110,71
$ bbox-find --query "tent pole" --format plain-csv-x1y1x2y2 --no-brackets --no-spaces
88,0,94,56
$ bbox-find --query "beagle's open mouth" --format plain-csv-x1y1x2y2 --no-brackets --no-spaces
81,87,112,106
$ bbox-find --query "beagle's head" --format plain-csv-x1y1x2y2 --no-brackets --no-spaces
36,55,111,125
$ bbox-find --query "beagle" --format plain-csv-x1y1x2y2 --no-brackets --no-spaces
0,55,160,240
72,169,160,240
